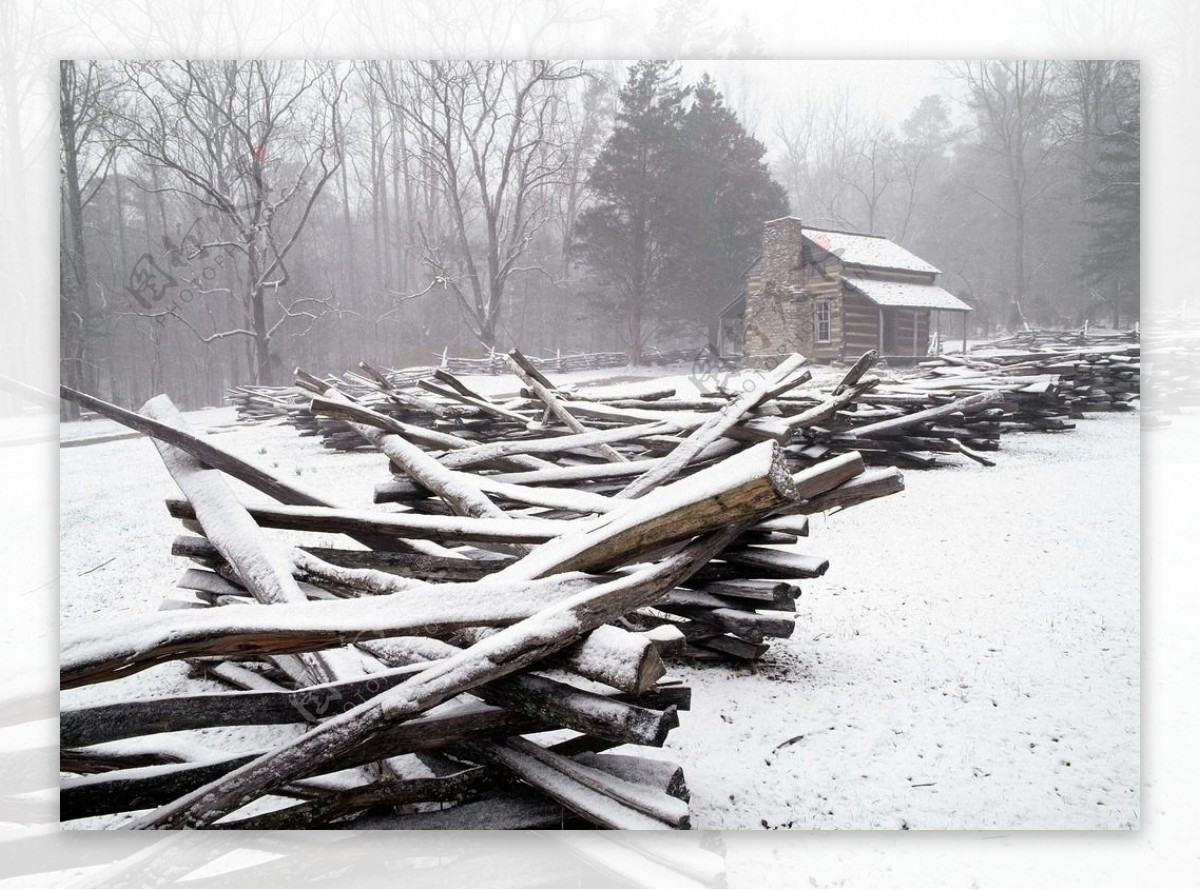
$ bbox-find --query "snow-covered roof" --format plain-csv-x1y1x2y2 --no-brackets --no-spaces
845,277,972,312
802,226,941,275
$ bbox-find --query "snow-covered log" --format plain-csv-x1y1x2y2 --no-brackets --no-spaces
60,348,926,830
506,348,628,463
122,524,746,828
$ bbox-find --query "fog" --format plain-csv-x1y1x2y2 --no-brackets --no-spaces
58,58,1138,412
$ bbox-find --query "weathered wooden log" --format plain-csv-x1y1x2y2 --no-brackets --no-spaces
62,755,262,821
61,386,406,553
616,354,808,498
717,547,829,579
63,666,676,754
62,664,424,747
789,451,866,501
436,420,681,469
554,624,667,693
189,658,285,692
347,784,592,829
684,634,770,661
172,535,512,583
174,568,249,599
309,387,518,527
60,737,220,774
845,390,1008,438
795,467,906,514
417,378,532,422
124,523,746,828
949,439,997,467
685,579,800,607
466,736,689,829
141,396,358,688
733,530,799,547
176,567,333,602
63,699,544,780
572,752,688,801
212,765,493,829
431,368,498,401
507,349,557,388
489,440,796,579
462,475,615,515
654,603,795,642
451,624,666,695
684,553,825,585
559,380,678,403
417,439,743,491
480,673,677,746
507,349,628,463
61,571,605,688
163,497,564,544
555,400,792,443
781,378,879,432
834,350,879,395
759,368,814,402
62,708,563,823
307,393,550,471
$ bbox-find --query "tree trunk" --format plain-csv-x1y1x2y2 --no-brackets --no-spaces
1013,191,1026,305
60,65,94,417
246,240,271,384
333,104,358,301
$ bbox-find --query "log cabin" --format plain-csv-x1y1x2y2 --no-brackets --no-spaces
718,217,972,363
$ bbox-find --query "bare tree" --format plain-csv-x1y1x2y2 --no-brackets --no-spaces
772,96,818,216
839,119,898,234
112,60,346,383
950,60,1062,307
371,60,588,351
772,89,863,232
555,71,615,277
894,93,954,242
60,60,118,415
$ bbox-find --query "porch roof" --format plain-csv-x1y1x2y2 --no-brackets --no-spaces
844,277,972,312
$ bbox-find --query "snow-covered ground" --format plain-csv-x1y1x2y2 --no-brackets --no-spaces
667,413,1139,831
55,376,1139,831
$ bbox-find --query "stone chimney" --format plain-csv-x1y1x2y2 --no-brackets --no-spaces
760,216,805,287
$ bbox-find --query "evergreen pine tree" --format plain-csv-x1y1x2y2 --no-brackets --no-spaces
575,66,788,361
669,74,789,334
574,61,688,364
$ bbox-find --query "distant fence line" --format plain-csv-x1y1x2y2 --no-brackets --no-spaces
435,348,699,377
225,347,704,422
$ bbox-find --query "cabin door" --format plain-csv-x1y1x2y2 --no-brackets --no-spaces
881,309,898,354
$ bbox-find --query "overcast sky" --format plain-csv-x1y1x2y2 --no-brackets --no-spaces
677,59,955,137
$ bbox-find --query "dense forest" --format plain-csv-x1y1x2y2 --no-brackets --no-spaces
59,58,1139,411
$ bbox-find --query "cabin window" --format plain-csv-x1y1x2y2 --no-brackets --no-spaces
815,299,831,343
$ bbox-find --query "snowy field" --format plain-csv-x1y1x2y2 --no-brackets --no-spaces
54,373,1140,831
667,413,1139,831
